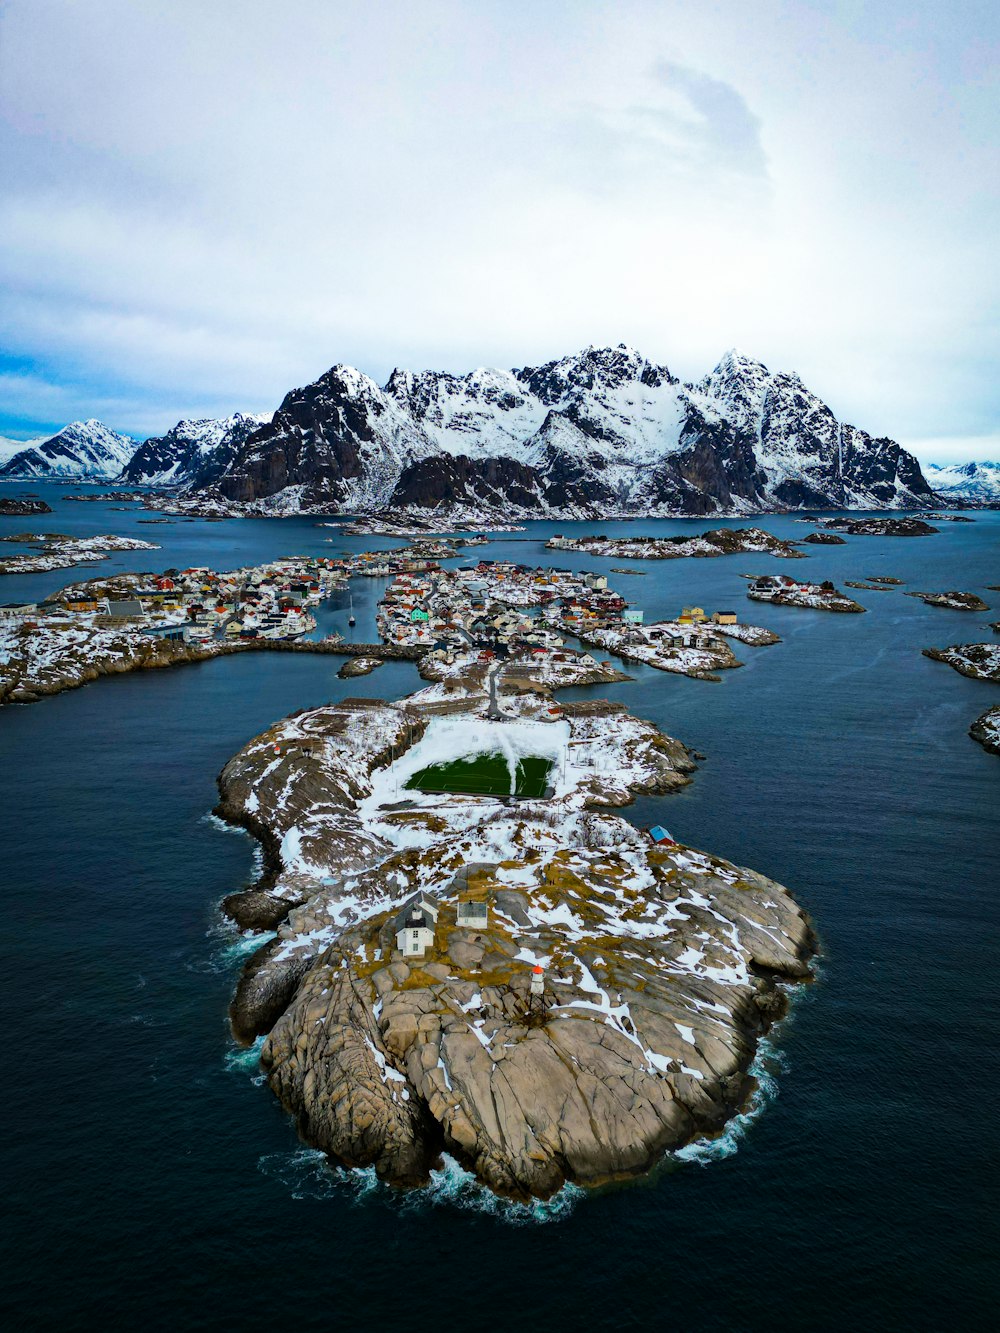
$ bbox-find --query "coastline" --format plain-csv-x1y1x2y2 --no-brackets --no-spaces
213,681,815,1200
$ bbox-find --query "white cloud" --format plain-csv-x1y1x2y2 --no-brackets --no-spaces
0,0,996,452
905,434,1000,467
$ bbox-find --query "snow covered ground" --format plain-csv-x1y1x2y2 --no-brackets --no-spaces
0,532,159,576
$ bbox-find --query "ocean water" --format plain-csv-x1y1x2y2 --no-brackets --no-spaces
1,487,997,1331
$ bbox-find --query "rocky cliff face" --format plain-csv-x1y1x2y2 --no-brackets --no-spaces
205,345,934,516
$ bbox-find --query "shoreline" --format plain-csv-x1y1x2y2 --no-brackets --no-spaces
213,677,815,1201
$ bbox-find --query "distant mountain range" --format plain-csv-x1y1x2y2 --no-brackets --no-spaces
1,346,993,515
923,460,1000,504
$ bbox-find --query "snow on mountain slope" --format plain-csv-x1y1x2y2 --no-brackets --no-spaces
16,346,928,516
120,412,270,487
516,345,687,466
924,460,1000,503
385,366,547,456
0,420,136,480
209,344,934,515
0,435,46,465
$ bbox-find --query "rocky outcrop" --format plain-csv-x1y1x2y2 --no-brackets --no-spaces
970,705,1000,755
338,656,384,678
905,591,990,611
923,643,1000,681
0,498,52,516
217,689,814,1199
0,531,159,576
0,617,235,705
823,516,938,536
547,526,805,560
262,848,813,1198
802,531,846,545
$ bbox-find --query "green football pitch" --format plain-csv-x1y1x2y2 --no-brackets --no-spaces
405,751,552,798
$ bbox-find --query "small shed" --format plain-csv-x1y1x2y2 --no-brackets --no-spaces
457,899,489,928
648,825,676,845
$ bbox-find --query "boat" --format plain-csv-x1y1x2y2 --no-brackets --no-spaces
348,591,356,628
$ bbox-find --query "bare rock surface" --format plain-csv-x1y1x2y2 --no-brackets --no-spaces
218,687,813,1198
0,498,52,516
923,643,1000,682
905,590,990,611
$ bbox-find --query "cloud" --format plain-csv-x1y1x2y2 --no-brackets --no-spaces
904,434,1000,467
0,0,996,454
641,61,768,177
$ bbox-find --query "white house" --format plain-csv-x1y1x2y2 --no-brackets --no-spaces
394,893,439,958
395,906,435,958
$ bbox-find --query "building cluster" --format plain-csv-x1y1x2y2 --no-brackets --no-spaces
746,574,838,603
1,556,348,644
375,559,634,661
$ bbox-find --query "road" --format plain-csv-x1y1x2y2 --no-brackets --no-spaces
486,659,505,720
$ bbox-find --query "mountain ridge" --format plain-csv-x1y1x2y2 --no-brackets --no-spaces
0,419,135,480
0,345,961,514
923,460,1000,504
210,344,937,515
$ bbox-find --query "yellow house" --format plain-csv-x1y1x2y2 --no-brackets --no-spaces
678,605,708,624
712,611,738,625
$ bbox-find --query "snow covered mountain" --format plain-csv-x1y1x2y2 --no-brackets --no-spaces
924,460,1000,505
209,345,935,516
0,434,46,466
119,412,270,488
0,420,136,480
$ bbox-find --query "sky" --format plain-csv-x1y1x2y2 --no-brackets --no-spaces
0,0,997,463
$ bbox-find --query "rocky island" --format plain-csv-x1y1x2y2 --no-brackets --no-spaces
546,527,805,561
0,554,349,704
746,574,866,613
922,642,1000,682
801,531,847,545
0,531,159,576
905,591,990,612
819,516,938,537
217,676,815,1200
338,514,523,537
0,497,52,516
923,643,1000,756
970,706,1000,755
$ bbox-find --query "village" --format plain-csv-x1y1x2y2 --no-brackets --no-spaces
0,554,350,643
370,556,774,683
1,535,783,704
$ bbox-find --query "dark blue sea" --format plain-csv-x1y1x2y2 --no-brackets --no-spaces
2,487,997,1331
